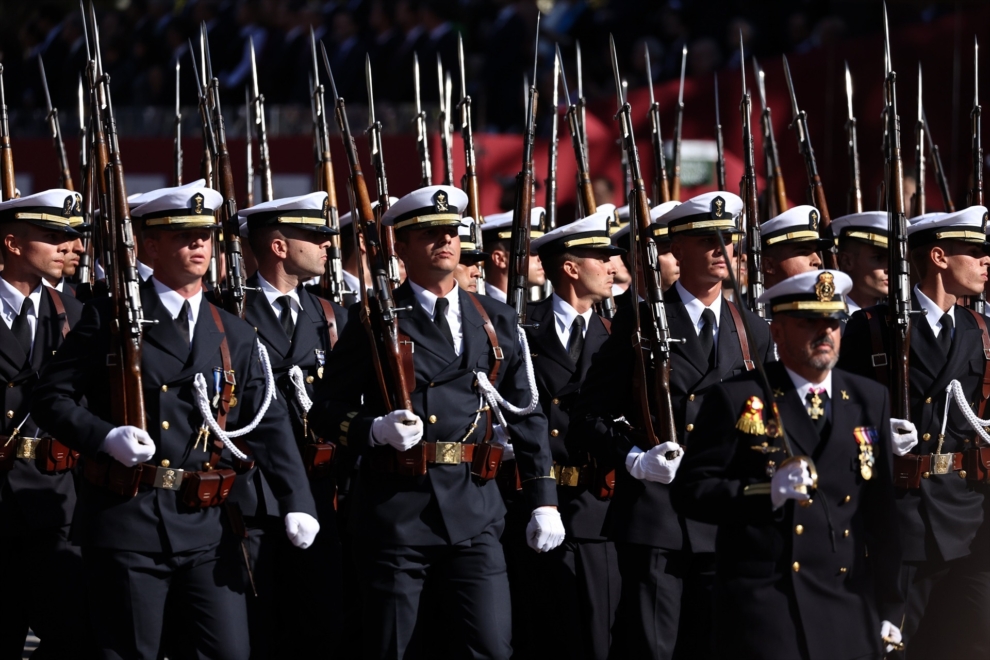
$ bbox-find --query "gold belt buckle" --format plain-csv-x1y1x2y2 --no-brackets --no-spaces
558,465,582,487
16,437,40,460
152,465,185,490
434,442,462,465
931,453,953,476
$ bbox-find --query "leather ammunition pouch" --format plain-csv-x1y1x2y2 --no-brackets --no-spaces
964,446,990,484
0,435,78,473
178,469,237,508
303,440,337,479
551,461,616,500
83,454,236,508
893,452,965,490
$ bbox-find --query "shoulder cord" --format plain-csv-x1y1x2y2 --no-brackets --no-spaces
191,340,276,461
941,379,990,446
474,326,539,429
287,365,313,413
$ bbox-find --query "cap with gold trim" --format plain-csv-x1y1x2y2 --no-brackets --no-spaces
0,189,86,236
907,206,988,249
380,185,467,230
830,211,890,248
663,191,743,237
757,269,852,320
239,191,336,235
612,200,681,245
481,206,545,245
131,184,222,230
531,211,625,258
761,205,832,251
459,217,488,261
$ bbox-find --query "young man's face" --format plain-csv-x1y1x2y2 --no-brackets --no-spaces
837,240,888,301
939,241,990,297
144,228,214,284
3,223,74,282
393,226,460,279
671,232,735,289
278,227,332,280
560,249,616,302
453,260,481,292
764,242,823,287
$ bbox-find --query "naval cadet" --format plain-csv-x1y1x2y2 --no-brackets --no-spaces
309,185,562,660
32,184,319,660
838,206,990,658
480,207,547,303
232,191,349,658
831,211,890,314
610,200,681,311
516,212,624,660
453,217,487,293
760,205,830,289
335,197,397,308
0,190,92,659
672,269,903,660
575,191,775,660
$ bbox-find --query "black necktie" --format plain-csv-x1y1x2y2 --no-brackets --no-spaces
176,300,192,347
434,297,454,349
937,313,953,356
277,295,295,338
699,308,716,368
805,388,830,437
11,297,33,357
567,315,586,364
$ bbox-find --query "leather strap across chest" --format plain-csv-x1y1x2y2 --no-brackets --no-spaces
725,300,754,371
962,307,990,417
207,305,235,466
316,297,339,349
47,287,69,339
466,293,502,383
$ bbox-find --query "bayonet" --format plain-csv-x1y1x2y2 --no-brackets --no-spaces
911,63,926,217
559,45,596,218
754,57,786,217
646,45,671,203
245,86,253,208
174,60,182,186
365,55,400,289
575,40,588,150
413,52,432,186
740,34,765,317
670,44,687,201
457,33,486,293
971,35,984,313
924,110,954,211
249,36,273,202
437,54,453,186
845,61,863,214
188,40,216,188
714,73,726,191
38,55,73,190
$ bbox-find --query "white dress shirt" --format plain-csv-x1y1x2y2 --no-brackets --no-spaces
342,270,361,297
152,277,202,346
785,366,833,421
256,272,301,327
137,260,154,282
845,297,862,315
552,293,593,352
0,276,43,359
914,284,955,339
410,280,464,356
485,282,507,304
42,278,65,292
675,280,722,352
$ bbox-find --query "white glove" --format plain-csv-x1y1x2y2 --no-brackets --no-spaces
625,442,684,484
890,418,919,457
101,426,156,466
526,506,565,553
492,423,515,461
370,409,424,451
771,458,814,510
880,620,903,654
285,512,320,549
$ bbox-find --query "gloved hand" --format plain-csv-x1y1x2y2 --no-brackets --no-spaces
625,442,684,484
880,620,903,654
285,512,320,549
101,426,156,466
890,418,919,457
492,423,515,461
771,458,814,510
370,409,423,451
526,506,565,553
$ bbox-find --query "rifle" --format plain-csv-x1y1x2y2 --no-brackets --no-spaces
83,0,147,428
245,86,254,208
437,55,454,186
544,48,560,234
559,46,596,219
609,35,679,451
783,54,837,267
413,53,432,187
754,58,786,217
882,2,912,420
309,28,344,305
38,56,73,191
619,78,632,204
189,36,215,189
714,73,726,191
740,37,765,318
321,42,413,413
507,15,540,324
923,110,955,212
77,74,94,292
365,56,401,291
0,64,15,200
456,35,486,294
575,41,588,154
249,37,273,203
174,61,182,187
844,62,864,214
911,64,926,218
970,37,984,313
646,46,671,204
670,45,687,202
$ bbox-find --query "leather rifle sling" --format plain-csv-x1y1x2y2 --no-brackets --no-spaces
467,294,503,444
726,301,754,371
47,287,70,339
208,305,240,465
865,309,890,387
964,308,990,417
316,297,339,348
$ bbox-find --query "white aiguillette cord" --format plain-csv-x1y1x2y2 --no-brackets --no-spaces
288,365,313,413
474,326,539,429
942,379,990,445
191,341,276,461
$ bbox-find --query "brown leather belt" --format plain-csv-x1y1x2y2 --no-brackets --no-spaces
893,452,966,490
0,435,78,473
552,463,594,487
83,456,235,508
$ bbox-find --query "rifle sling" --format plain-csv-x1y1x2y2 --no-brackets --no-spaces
316,297,339,348
726,301,754,371
207,304,243,467
865,309,891,387
47,287,69,339
466,293,503,383
963,307,990,418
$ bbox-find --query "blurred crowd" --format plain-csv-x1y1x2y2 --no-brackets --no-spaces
0,0,957,135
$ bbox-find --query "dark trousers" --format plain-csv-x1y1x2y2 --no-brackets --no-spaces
673,552,716,660
356,520,512,660
902,552,990,659
0,525,94,660
609,543,686,660
83,543,249,660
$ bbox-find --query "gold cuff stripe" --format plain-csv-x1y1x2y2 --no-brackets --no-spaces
14,212,83,226
934,230,987,242
393,213,462,230
743,483,772,495
563,236,612,248
765,230,821,245
772,301,848,313
844,231,888,246
144,215,219,227
496,230,545,239
669,219,737,233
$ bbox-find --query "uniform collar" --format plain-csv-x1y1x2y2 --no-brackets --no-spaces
784,365,832,402
551,293,592,335
409,278,460,319
485,282,507,304
136,260,154,281
256,271,302,312
914,283,955,335
675,280,722,330
0,275,42,318
151,276,202,323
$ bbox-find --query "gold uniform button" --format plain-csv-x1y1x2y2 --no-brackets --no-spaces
839,567,848,574
686,423,695,432
925,397,932,404
843,529,850,538
161,459,170,468
795,525,804,535
688,394,695,401
429,382,436,387
6,382,13,388
161,385,168,393
792,562,800,573
922,433,931,441
550,429,560,437
5,410,13,419
306,376,314,384
428,415,437,424
843,495,851,504
552,398,560,405
161,421,170,430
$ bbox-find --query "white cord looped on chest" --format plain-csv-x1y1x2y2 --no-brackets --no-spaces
942,379,990,445
474,326,539,429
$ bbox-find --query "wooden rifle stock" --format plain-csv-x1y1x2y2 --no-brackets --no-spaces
0,65,16,200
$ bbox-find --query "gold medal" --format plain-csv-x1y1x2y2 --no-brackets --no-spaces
317,366,324,379
860,463,873,481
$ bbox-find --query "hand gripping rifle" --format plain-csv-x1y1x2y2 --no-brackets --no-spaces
924,111,955,212
249,37,273,203
321,42,413,413
558,45,596,219
437,55,454,187
413,52,432,188
740,37,765,318
457,34,487,294
0,63,15,200
645,46,671,205
882,2,913,420
670,45,687,202
609,36,680,452
969,37,985,314
507,16,540,324
754,58,787,218
844,62,864,214
83,0,147,428
783,55,838,268
38,56,73,191
911,64,926,218
309,28,344,305
365,56,401,291
174,61,183,187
